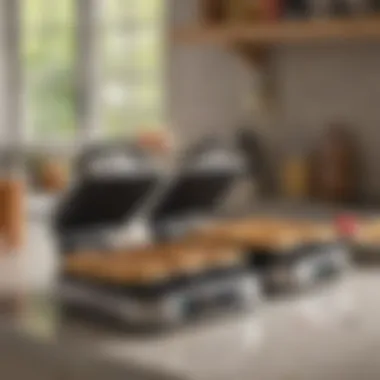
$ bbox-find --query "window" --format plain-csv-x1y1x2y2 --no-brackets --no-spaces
100,0,166,137
19,0,166,144
22,0,76,142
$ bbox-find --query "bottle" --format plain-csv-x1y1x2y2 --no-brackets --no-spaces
2,178,25,253
309,124,361,204
371,0,380,11
282,154,309,200
201,0,228,24
262,0,284,21
346,0,370,15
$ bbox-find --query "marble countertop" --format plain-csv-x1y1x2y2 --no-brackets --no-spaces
4,269,380,380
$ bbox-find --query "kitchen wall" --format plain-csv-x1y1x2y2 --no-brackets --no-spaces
273,43,380,200
170,0,380,200
0,2,8,149
169,0,254,143
0,1,22,153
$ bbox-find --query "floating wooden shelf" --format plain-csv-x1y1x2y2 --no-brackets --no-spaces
175,17,380,46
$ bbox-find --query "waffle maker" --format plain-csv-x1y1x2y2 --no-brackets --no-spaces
344,218,380,262
150,139,247,241
61,242,258,327
55,143,160,253
55,141,261,328
194,217,350,292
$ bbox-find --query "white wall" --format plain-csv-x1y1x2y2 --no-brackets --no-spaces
170,0,254,143
273,43,380,199
0,1,23,153
0,1,7,148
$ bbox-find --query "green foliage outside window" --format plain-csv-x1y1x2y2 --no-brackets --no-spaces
22,0,165,141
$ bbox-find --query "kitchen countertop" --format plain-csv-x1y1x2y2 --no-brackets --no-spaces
12,199,380,379
4,269,380,380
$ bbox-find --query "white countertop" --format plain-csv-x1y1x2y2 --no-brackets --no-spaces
4,269,380,380
14,199,380,380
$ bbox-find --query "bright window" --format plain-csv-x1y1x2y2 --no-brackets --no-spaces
22,0,77,142
100,0,166,137
20,0,166,143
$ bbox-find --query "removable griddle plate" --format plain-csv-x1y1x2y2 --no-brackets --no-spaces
151,145,246,241
55,145,160,253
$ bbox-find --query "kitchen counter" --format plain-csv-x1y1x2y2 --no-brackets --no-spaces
3,269,380,380
13,198,380,380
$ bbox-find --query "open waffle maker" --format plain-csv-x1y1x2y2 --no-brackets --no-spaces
54,141,261,328
342,217,380,262
193,216,350,291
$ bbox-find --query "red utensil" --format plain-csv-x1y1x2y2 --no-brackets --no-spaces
335,214,359,237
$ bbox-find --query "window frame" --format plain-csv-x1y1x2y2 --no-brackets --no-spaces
2,0,169,153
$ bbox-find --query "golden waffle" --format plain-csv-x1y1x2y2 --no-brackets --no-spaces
64,239,247,285
162,240,245,271
105,243,208,276
203,248,245,269
64,251,105,276
65,244,218,285
281,222,336,244
354,219,380,246
65,252,173,286
194,218,336,252
160,245,217,275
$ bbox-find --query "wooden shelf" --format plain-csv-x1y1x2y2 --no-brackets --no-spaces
175,17,380,46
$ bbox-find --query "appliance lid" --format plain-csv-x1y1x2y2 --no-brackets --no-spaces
55,144,160,234
151,145,246,222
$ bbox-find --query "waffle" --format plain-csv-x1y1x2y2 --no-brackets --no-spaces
64,242,246,286
354,219,380,247
194,218,337,252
